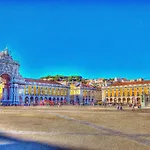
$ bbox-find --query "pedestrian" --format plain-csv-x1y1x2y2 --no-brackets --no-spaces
138,103,141,109
116,104,119,110
119,105,123,110
132,104,135,110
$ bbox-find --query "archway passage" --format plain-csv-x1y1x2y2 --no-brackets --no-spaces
123,98,126,104
0,74,11,101
137,97,140,104
25,97,29,104
127,98,130,104
35,97,39,105
118,98,121,104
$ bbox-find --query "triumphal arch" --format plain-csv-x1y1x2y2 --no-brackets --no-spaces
0,48,25,105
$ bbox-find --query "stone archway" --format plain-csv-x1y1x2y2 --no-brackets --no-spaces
123,98,126,104
35,97,39,105
127,98,130,104
137,97,140,104
57,97,59,103
110,98,113,103
30,97,34,105
118,98,121,104
60,97,63,103
40,97,43,101
0,74,11,102
25,96,29,104
53,97,56,104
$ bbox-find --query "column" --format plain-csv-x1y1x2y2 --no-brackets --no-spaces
102,88,105,101
9,85,13,104
79,88,83,104
3,88,7,100
67,87,70,104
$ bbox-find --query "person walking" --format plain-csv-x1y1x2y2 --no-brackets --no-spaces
132,103,135,110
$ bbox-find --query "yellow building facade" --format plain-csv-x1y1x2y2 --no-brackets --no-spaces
69,83,97,104
23,78,69,105
102,80,150,105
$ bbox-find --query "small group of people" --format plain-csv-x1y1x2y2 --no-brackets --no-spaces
128,103,141,110
116,104,123,110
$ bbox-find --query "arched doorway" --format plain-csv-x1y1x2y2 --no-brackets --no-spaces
60,97,63,103
110,98,113,104
118,98,121,104
53,97,56,104
40,97,43,101
114,98,117,105
137,97,140,104
127,98,130,104
57,97,59,103
123,98,126,105
35,97,39,105
0,74,11,102
25,97,29,104
30,97,34,105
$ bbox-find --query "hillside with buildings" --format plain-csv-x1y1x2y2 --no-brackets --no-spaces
40,75,145,87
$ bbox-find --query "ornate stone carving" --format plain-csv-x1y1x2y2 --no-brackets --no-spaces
0,48,25,83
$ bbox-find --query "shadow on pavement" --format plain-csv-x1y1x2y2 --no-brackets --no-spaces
0,133,79,150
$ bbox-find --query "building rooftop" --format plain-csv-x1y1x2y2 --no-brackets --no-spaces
25,78,62,85
110,80,150,86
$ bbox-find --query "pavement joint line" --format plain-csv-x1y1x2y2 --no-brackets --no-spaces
0,130,111,136
47,112,150,147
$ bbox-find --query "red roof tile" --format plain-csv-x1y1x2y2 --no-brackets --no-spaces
111,80,150,86
82,83,94,88
24,78,62,85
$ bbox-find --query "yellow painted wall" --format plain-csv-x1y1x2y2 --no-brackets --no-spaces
64,89,67,96
42,87,45,95
59,89,62,96
139,87,142,95
0,84,3,99
129,88,132,96
134,88,137,96
144,87,148,94
120,88,123,96
103,90,106,97
47,88,50,95
34,86,36,95
116,89,118,97
38,86,41,95
125,88,128,96
57,89,60,96
108,89,110,97
51,88,54,96
28,86,31,94
112,89,114,97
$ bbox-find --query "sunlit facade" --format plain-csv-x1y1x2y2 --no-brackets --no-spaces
69,83,96,104
102,81,150,106
0,48,70,105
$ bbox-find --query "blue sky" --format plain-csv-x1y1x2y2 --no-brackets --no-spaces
0,0,150,79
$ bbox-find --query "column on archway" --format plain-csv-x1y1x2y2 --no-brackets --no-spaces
9,85,13,103
3,83,8,100
16,85,19,104
79,88,83,104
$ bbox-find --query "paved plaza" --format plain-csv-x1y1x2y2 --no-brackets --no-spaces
0,106,149,150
